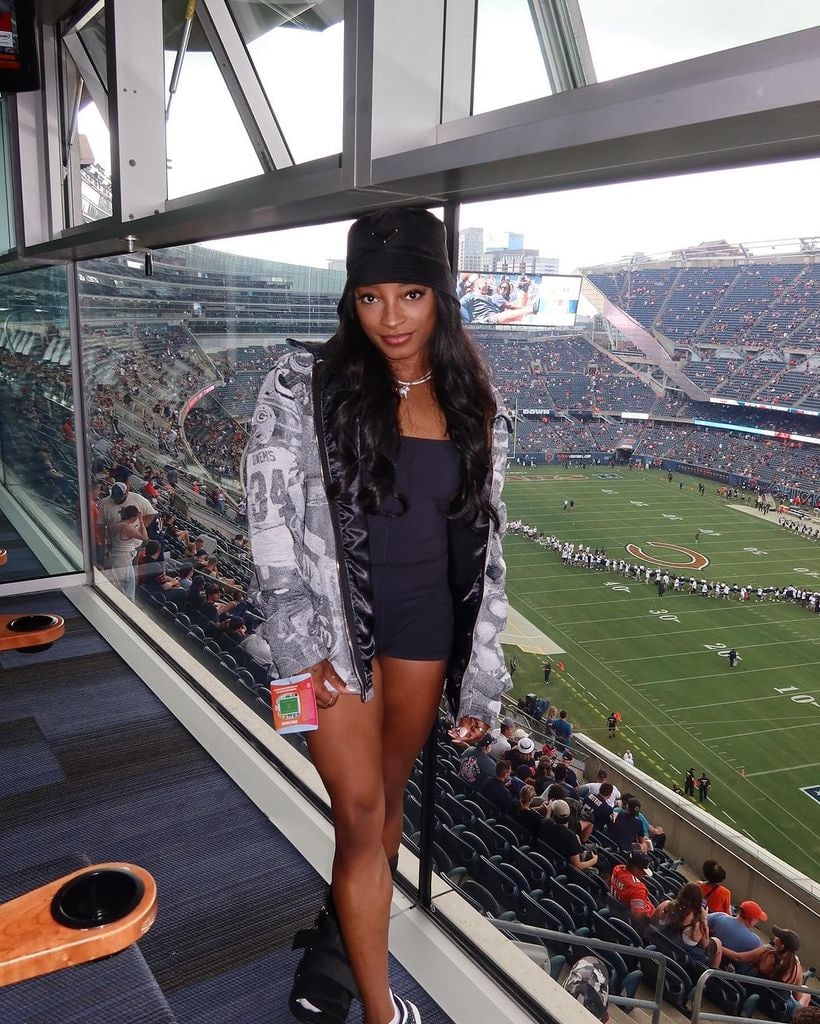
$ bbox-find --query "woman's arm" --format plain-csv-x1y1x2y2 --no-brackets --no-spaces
245,357,329,678
721,946,764,965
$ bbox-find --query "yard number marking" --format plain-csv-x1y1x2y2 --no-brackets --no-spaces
743,547,768,556
650,608,680,624
604,581,631,593
662,514,683,521
703,642,742,659
774,685,819,708
630,501,650,507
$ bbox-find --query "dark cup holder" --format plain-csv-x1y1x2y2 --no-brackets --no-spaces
7,614,60,632
6,614,61,653
51,868,145,929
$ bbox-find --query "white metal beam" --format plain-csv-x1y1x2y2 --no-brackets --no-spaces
8,22,820,260
107,0,168,223
341,0,375,189
61,30,108,125
370,0,446,160
37,24,67,238
441,0,476,123
198,0,294,173
8,94,51,249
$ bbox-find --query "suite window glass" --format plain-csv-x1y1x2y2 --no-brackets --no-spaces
226,0,344,164
577,0,820,83
77,235,348,733
0,265,82,579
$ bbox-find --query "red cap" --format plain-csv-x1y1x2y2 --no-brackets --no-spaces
739,900,767,922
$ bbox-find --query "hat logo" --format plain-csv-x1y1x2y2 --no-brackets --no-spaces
371,227,399,245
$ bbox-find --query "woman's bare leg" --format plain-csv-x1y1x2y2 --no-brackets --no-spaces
305,662,394,1024
378,657,447,863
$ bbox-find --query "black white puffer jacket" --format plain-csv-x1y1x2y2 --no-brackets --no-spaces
245,346,512,725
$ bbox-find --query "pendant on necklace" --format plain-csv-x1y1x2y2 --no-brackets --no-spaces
395,370,433,400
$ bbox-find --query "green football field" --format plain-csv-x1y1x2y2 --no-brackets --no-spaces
500,466,820,880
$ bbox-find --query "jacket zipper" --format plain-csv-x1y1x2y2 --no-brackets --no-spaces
310,364,370,698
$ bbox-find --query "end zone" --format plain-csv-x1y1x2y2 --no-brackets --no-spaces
502,605,565,655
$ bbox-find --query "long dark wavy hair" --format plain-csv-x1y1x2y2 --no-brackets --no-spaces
319,289,498,526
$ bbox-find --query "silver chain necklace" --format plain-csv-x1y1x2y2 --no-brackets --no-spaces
395,370,433,399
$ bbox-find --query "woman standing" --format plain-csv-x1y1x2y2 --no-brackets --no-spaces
246,208,511,1024
108,505,146,601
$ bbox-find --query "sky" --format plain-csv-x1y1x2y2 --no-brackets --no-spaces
77,1,820,273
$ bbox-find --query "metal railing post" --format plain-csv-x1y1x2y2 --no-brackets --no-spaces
486,917,670,1024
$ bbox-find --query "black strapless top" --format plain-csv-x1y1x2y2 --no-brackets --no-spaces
367,437,460,567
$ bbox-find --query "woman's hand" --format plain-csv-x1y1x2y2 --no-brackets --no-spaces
305,659,351,710
448,716,490,745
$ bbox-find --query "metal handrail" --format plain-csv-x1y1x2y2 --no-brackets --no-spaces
487,917,668,1024
691,966,817,1024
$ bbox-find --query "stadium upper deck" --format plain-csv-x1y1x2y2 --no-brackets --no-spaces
585,248,820,411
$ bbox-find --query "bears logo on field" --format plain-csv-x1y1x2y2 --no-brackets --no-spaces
625,541,710,570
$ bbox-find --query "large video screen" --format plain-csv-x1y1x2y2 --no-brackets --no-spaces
457,272,581,328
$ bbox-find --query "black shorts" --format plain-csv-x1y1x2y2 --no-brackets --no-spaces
371,556,452,661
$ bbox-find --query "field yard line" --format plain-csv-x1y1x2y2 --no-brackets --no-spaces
633,661,820,686
745,761,820,778
557,606,762,626
609,639,793,663
707,721,820,742
580,620,784,643
667,691,820,712
506,590,820,865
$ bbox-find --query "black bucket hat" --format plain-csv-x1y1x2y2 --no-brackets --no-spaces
344,208,457,300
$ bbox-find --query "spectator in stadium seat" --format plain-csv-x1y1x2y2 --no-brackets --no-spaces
458,733,496,789
577,769,621,807
607,797,649,853
610,849,656,920
135,540,187,603
708,900,767,955
617,792,666,850
561,750,579,788
697,861,732,915
198,583,238,627
656,883,722,967
580,782,615,841
722,928,810,1006
532,755,555,796
239,629,274,672
549,762,577,799
540,799,599,872
481,759,517,814
516,784,548,838
508,735,536,771
174,562,195,592
487,716,516,759
544,782,583,836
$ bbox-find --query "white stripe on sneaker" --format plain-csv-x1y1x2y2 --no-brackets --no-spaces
391,991,421,1024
